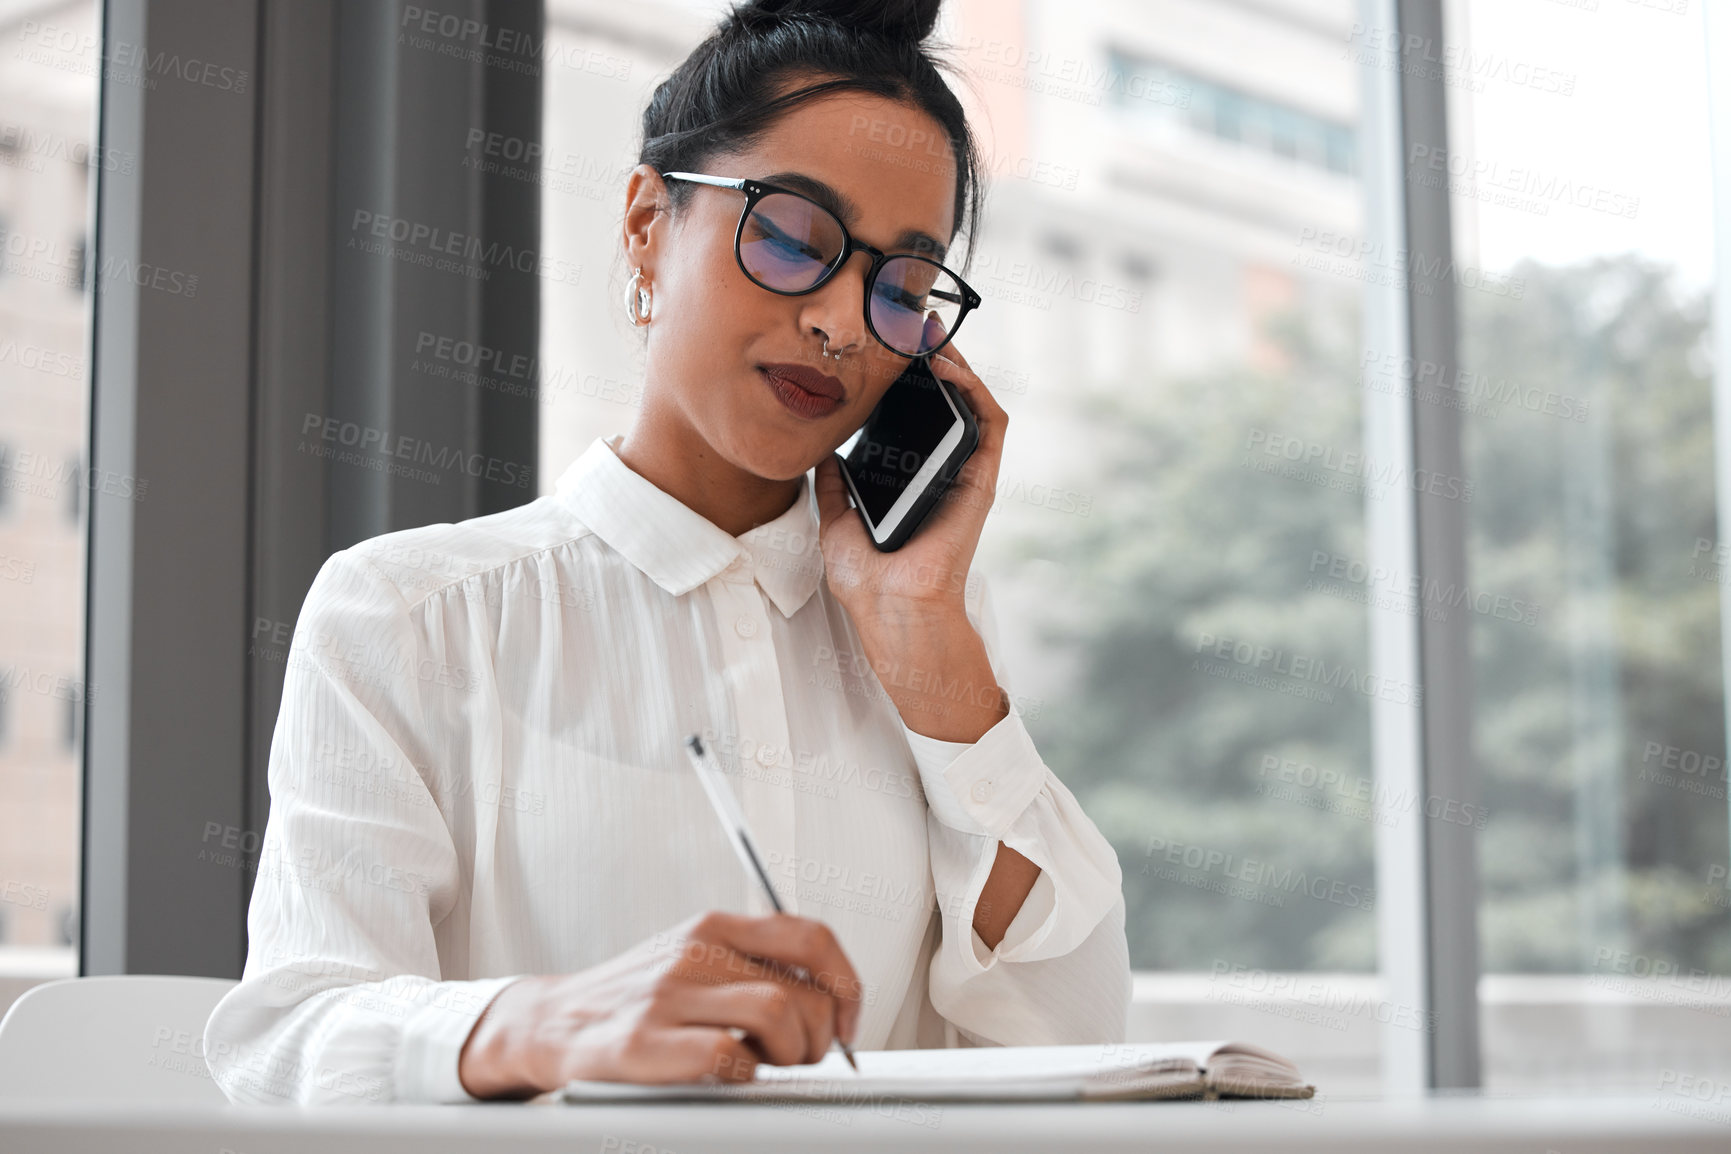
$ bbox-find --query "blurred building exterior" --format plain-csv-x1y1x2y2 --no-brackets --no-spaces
0,0,94,986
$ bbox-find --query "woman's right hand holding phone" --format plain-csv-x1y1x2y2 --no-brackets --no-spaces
455,911,863,1099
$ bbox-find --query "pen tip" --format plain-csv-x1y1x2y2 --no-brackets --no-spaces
840,1039,859,1073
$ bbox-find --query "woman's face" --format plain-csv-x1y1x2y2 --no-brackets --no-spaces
624,87,958,482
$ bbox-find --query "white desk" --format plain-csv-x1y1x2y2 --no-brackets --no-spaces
0,1094,1726,1153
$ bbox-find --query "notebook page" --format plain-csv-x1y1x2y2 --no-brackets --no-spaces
753,1041,1218,1084
559,1042,1229,1103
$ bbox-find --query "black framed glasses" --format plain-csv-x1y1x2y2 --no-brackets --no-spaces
660,171,982,359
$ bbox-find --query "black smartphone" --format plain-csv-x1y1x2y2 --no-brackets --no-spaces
837,355,980,552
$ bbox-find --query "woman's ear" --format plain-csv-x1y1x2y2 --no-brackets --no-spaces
621,164,669,270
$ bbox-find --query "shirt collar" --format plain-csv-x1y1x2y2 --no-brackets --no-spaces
556,435,824,619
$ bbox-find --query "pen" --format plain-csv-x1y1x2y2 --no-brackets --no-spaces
683,733,860,1074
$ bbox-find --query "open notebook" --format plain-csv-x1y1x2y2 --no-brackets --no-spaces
553,1041,1314,1104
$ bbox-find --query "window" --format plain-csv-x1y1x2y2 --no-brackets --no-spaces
1107,46,1359,177
4,0,1716,1097
1442,0,1730,1090
0,0,97,982
63,454,80,525
67,235,86,297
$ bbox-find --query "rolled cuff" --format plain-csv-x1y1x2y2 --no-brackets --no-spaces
394,975,527,1103
902,710,1049,840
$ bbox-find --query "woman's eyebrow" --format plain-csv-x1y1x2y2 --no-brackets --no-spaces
762,170,948,259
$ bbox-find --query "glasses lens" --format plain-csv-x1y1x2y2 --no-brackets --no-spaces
739,192,845,292
871,256,966,356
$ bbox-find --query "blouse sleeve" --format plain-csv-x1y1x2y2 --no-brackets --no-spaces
202,549,525,1104
898,573,1131,1046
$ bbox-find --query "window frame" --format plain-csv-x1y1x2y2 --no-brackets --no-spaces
1356,0,1482,1093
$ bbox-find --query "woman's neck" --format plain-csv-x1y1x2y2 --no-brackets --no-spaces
612,411,803,539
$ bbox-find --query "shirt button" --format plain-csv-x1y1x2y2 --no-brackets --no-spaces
756,744,779,767
971,780,994,803
726,553,750,577
734,615,759,639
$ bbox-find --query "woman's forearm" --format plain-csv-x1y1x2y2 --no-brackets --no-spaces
974,842,1042,948
850,600,1007,743
850,603,1042,945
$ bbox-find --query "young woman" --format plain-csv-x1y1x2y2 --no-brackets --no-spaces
205,0,1129,1104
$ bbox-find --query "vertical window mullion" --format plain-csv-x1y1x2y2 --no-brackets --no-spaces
1358,0,1483,1093
1705,5,1731,877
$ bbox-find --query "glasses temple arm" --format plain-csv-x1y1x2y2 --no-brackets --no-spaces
660,172,747,190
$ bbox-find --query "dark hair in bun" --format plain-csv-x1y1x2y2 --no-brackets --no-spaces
732,0,942,43
637,0,984,275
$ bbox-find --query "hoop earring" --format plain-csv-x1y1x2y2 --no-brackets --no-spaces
624,266,653,326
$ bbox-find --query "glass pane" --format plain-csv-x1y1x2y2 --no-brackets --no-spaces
974,5,1378,1093
542,0,1380,1093
1443,0,1731,1091
0,0,99,1000
536,2,654,492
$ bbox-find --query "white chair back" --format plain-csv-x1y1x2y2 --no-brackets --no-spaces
0,975,238,1103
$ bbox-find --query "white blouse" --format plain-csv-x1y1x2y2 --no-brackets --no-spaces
203,434,1130,1105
